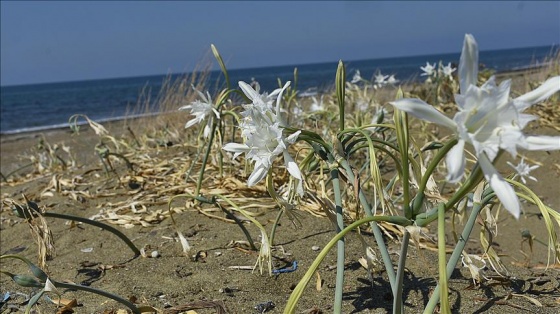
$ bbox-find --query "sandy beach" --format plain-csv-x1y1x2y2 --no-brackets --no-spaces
1,67,559,313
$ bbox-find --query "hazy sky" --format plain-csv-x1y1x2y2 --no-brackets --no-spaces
1,1,559,86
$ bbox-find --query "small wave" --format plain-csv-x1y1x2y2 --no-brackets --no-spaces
297,87,319,97
0,112,161,136
508,61,553,72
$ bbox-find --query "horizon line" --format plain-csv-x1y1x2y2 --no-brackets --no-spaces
2,43,557,88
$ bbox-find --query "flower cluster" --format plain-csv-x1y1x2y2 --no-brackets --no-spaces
223,81,304,195
374,72,398,89
420,61,456,82
392,34,560,218
350,70,398,89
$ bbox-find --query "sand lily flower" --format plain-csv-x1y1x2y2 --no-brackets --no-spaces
179,86,220,138
291,103,303,116
507,158,539,184
420,62,436,77
442,62,456,80
351,70,363,84
374,73,389,89
310,95,325,112
223,81,304,195
387,74,399,85
391,34,560,218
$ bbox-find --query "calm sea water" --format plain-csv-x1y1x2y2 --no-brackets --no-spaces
1,45,556,135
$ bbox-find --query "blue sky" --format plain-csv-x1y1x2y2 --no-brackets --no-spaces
1,1,559,86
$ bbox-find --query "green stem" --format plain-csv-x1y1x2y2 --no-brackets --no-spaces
169,193,257,251
418,139,457,195
1,254,140,313
53,280,140,314
2,163,34,181
412,139,458,216
394,108,411,219
437,203,450,313
393,229,410,314
195,120,217,196
423,196,487,313
216,202,258,251
283,215,411,314
340,128,400,152
337,158,397,290
331,166,346,313
347,142,403,177
42,212,140,257
415,164,484,227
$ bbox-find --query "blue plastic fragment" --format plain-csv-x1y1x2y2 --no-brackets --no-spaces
271,260,298,275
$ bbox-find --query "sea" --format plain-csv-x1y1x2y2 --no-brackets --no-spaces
1,45,557,135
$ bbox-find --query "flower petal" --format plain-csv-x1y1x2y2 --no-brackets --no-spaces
247,164,268,186
283,151,304,196
275,81,291,118
222,143,250,159
514,76,560,110
445,139,466,183
479,154,520,219
222,142,249,152
212,108,221,119
184,118,199,129
195,88,209,103
239,81,260,101
283,151,302,180
459,34,479,94
521,135,560,151
285,130,301,144
391,98,456,130
203,123,211,138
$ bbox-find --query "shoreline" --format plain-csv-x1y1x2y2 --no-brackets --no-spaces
1,63,554,146
1,62,555,138
0,111,163,138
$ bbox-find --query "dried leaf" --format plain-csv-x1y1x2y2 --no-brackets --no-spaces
316,271,323,291
511,293,542,307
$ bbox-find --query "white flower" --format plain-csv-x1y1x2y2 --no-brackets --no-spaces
391,34,560,218
420,62,436,77
250,77,261,93
238,81,284,125
223,81,304,195
507,158,539,184
356,98,369,111
310,96,325,112
387,74,399,85
462,253,487,284
254,229,272,275
179,86,220,138
351,70,362,84
374,73,389,89
442,62,456,80
291,104,303,116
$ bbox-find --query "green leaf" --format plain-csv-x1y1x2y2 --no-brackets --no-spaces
335,60,346,132
1,271,43,288
25,289,45,314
